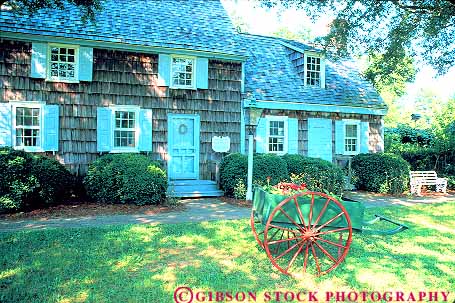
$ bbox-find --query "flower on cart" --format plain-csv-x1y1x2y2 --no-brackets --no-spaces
264,182,307,196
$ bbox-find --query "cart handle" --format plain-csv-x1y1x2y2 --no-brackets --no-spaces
362,214,409,235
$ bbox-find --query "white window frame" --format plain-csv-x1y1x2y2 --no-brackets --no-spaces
170,55,196,89
266,116,288,155
343,119,360,156
11,101,45,152
47,43,79,83
110,105,140,153
304,52,325,88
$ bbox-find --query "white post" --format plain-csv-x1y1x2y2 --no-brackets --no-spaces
246,133,254,200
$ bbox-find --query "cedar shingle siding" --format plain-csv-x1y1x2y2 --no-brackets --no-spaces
0,39,242,176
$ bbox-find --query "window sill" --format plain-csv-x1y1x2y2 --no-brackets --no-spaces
110,149,139,154
14,146,44,153
170,86,196,90
46,78,80,84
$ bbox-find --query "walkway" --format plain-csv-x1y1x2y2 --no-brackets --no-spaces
0,199,251,232
1,192,454,232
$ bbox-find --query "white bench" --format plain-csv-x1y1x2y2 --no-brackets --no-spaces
409,171,447,196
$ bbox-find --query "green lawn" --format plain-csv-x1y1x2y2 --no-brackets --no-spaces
1,202,455,303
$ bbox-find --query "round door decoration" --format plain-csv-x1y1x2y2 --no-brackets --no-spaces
178,123,188,135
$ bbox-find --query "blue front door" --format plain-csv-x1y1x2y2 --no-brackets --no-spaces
168,114,200,180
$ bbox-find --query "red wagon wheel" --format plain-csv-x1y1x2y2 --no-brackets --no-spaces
251,209,283,249
263,191,352,276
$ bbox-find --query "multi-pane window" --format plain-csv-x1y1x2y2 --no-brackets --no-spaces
171,57,194,88
114,111,136,148
15,107,40,147
345,124,358,153
49,46,77,81
268,120,285,153
306,56,321,86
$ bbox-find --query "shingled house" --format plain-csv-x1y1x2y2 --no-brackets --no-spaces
0,0,386,197
242,35,386,165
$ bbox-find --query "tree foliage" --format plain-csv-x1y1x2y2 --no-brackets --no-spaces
0,0,104,21
261,0,455,77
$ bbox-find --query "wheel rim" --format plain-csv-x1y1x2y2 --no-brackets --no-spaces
251,209,265,248
263,191,352,276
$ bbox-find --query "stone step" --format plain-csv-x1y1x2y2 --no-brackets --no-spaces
170,190,224,198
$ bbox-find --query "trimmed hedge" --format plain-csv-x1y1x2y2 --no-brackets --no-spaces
0,147,73,212
84,154,167,205
351,153,410,194
253,153,289,186
219,153,248,197
282,154,345,196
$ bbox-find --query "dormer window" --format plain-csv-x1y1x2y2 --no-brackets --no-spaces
304,53,325,88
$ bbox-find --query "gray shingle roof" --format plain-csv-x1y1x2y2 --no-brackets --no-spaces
0,0,247,58
243,34,386,110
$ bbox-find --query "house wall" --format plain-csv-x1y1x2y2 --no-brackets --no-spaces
0,39,242,177
246,108,383,158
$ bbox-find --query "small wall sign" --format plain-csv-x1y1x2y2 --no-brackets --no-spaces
212,136,230,153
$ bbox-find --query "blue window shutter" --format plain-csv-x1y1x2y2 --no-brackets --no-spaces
79,47,93,81
43,105,59,151
255,117,267,153
139,109,153,152
97,107,112,152
31,43,47,79
360,121,370,153
196,57,209,89
307,118,333,162
288,118,298,154
335,120,345,154
158,54,171,86
0,103,12,147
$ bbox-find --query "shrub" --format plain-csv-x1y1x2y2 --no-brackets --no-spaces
282,154,345,196
84,154,167,205
253,153,288,186
351,153,410,194
219,153,248,197
233,179,247,200
0,147,73,212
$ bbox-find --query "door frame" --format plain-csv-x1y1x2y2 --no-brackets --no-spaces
167,113,200,180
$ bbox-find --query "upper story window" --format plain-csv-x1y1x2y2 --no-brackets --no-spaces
344,122,360,155
112,106,140,152
267,117,288,154
171,56,195,89
303,53,325,88
48,45,78,82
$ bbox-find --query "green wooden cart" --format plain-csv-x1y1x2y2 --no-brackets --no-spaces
251,186,408,276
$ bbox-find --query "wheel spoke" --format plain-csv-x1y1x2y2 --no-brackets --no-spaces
314,226,350,236
268,223,298,234
311,197,331,228
303,242,310,273
307,194,315,229
267,227,281,241
293,196,306,227
285,239,307,272
310,243,321,275
314,212,344,232
268,235,302,245
313,241,338,263
273,230,285,254
276,206,306,233
315,236,347,249
273,239,304,262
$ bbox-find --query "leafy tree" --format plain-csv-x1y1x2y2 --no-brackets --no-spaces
0,0,104,20
272,26,312,42
432,96,455,151
261,0,455,78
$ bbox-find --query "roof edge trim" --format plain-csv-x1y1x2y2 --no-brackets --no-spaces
244,99,387,116
0,32,247,61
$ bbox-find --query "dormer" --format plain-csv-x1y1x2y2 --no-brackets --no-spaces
280,40,326,89
303,52,325,89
